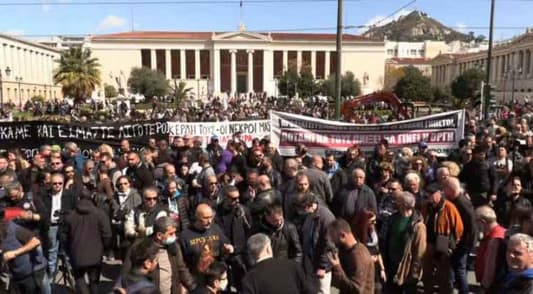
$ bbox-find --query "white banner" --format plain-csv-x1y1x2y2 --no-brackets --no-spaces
168,120,271,147
270,110,465,156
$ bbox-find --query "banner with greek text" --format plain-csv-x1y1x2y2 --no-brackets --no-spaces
270,110,465,156
167,120,271,147
0,120,170,159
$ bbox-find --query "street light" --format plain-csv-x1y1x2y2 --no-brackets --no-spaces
502,71,508,103
0,66,11,109
511,67,522,103
15,76,22,109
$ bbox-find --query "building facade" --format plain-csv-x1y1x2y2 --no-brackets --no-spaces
0,34,61,107
432,30,533,103
87,30,385,98
385,40,449,59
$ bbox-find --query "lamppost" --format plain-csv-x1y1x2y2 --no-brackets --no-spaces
0,67,11,109
502,71,508,103
15,76,22,109
511,67,522,103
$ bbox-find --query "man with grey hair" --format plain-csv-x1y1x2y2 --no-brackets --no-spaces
332,168,377,221
383,191,426,292
443,177,477,294
474,205,506,293
503,233,533,293
242,233,314,294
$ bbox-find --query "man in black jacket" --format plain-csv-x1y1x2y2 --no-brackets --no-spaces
443,177,478,294
294,193,336,294
242,233,315,294
125,151,154,191
61,191,112,294
332,168,377,222
253,203,303,263
40,172,77,275
459,145,496,207
215,185,252,290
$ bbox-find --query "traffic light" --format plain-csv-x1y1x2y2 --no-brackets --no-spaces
483,83,497,117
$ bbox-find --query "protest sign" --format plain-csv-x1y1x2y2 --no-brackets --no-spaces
270,110,465,156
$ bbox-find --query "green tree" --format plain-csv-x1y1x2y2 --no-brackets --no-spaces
127,67,169,100
451,68,485,102
170,80,193,107
53,47,101,104
432,86,453,103
297,66,317,98
394,66,433,101
320,71,361,97
278,69,299,97
104,84,118,98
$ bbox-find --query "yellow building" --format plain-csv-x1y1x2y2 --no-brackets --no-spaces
87,30,386,98
0,34,62,107
432,29,533,103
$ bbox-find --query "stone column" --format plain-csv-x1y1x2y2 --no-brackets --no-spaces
311,51,316,78
165,49,171,79
282,50,288,73
150,49,156,70
325,51,331,77
230,49,237,95
263,50,273,95
247,50,254,93
194,49,201,79
296,51,302,72
212,49,221,95
180,50,186,79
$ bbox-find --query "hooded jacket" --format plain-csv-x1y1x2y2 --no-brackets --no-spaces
61,197,112,268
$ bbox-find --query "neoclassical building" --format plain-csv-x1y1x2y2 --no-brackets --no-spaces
432,29,533,103
87,30,386,98
0,34,62,106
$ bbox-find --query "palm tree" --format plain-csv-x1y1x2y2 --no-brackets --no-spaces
170,80,192,107
54,47,101,104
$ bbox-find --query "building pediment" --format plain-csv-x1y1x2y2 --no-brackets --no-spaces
213,31,271,42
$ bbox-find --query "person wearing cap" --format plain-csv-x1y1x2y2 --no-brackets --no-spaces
421,184,464,294
416,141,429,157
459,145,497,208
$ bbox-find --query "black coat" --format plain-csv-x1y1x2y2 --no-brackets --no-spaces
60,198,112,268
125,163,154,191
253,218,303,263
503,272,533,294
215,204,252,255
450,193,478,251
40,188,77,228
332,183,377,221
242,258,316,294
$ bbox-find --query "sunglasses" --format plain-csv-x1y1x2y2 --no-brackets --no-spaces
145,197,158,201
52,182,63,185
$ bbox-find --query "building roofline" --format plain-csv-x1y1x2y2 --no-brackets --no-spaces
0,33,60,53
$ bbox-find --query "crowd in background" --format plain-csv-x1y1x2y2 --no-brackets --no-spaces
0,105,532,294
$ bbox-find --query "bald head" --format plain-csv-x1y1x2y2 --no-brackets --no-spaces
284,158,299,177
257,175,272,192
443,177,462,199
195,203,215,230
312,155,324,169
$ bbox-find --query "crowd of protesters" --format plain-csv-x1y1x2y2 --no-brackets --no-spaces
0,105,532,294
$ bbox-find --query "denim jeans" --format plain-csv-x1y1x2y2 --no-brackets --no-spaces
450,248,469,294
47,225,59,275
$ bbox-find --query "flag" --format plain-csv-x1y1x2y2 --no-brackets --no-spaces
240,0,243,7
